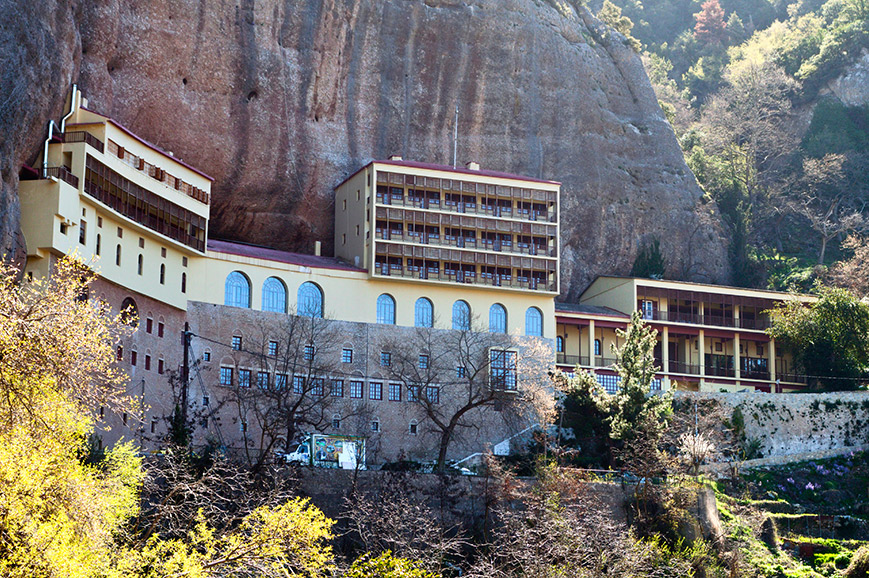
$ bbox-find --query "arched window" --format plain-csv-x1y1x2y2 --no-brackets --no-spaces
414,297,433,328
489,303,507,333
115,245,122,266
297,282,323,317
181,272,187,294
224,271,251,308
525,307,543,336
452,300,471,331
556,336,564,353
376,294,396,324
120,297,138,327
159,264,166,285
262,277,287,313
137,254,143,275
594,339,601,356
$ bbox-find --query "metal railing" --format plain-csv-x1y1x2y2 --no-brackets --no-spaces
641,309,771,331
62,131,105,153
376,194,558,223
42,166,79,188
374,231,556,258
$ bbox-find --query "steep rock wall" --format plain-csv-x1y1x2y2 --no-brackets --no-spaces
0,0,81,265
6,0,730,296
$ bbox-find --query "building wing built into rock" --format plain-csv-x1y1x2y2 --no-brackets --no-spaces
18,90,811,466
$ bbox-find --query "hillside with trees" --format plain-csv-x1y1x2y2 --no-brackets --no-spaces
599,0,869,292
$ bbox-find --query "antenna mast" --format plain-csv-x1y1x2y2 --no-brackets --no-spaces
452,105,459,167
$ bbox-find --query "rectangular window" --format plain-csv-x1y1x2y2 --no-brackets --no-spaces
97,216,103,228
79,220,87,244
418,354,429,369
238,369,251,388
408,385,419,402
257,371,269,389
130,351,137,366
220,367,233,386
293,375,305,394
641,300,654,320
350,380,364,399
158,322,164,338
203,351,211,362
490,349,518,391
158,359,164,374
332,416,341,429
276,373,288,390
138,237,145,248
268,340,278,356
146,318,153,333
380,352,391,367
331,379,344,397
426,386,440,404
150,419,157,434
311,378,324,396
388,382,402,401
202,396,209,406
117,345,123,361
304,344,315,361
342,348,353,363
231,335,242,350
369,381,383,400
456,366,466,378
371,420,380,433
117,226,123,238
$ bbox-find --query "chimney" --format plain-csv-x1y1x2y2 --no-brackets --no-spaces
466,161,480,171
389,155,403,161
314,241,322,256
80,97,89,108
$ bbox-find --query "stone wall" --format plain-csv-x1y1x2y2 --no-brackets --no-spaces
677,391,869,459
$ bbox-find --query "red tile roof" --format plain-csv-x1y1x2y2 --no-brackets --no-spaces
207,239,365,272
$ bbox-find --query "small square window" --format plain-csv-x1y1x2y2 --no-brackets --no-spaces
380,352,391,367
369,381,383,400
138,237,145,248
220,367,233,385
257,371,269,388
371,420,380,433
342,348,353,363
232,336,242,350
409,422,418,435
418,354,429,369
293,375,305,394
203,351,211,362
59,222,68,235
456,366,466,378
331,379,344,397
715,342,723,352
389,382,402,401
238,369,251,388
268,340,278,356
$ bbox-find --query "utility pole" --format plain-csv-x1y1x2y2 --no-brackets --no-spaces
181,322,191,427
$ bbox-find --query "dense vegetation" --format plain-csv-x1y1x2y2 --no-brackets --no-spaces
599,0,869,292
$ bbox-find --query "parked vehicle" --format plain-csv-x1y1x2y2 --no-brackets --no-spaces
284,434,366,470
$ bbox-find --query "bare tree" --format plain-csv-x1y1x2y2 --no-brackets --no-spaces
827,234,869,298
217,313,350,469
788,153,868,264
665,396,739,476
378,323,555,472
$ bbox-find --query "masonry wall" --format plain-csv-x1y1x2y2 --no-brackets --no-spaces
185,301,554,466
677,391,869,458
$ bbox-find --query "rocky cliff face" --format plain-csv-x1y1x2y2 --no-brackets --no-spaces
3,0,730,298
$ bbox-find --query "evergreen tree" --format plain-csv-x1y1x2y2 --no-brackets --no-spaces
694,0,728,44
631,239,667,279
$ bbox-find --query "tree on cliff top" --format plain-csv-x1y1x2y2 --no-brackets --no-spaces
598,0,643,51
767,285,869,390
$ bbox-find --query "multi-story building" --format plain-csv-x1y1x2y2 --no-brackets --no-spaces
555,276,814,393
18,89,557,464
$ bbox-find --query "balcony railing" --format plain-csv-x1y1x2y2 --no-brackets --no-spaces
376,194,558,223
556,354,590,367
374,266,556,292
374,231,556,258
62,131,105,153
641,310,771,331
41,166,79,189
